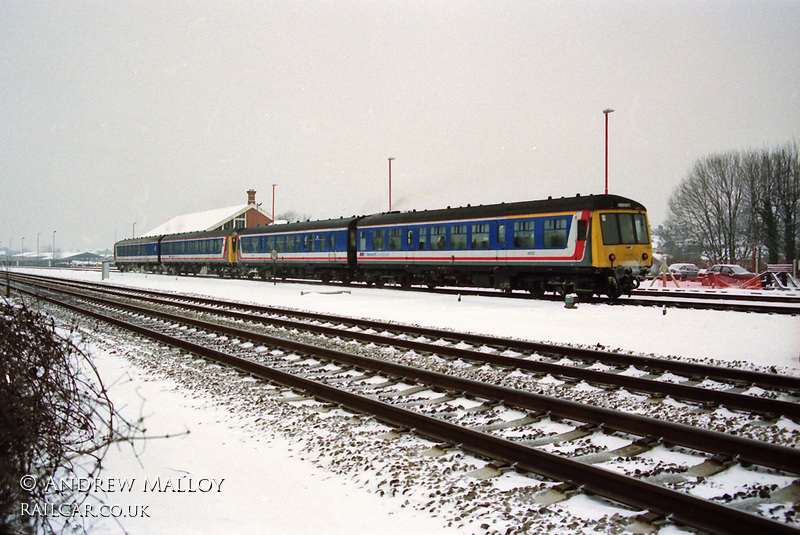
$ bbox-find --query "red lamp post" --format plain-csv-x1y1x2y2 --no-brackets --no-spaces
388,157,395,212
603,108,614,195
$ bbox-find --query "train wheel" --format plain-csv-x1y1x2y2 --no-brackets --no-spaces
527,282,545,299
605,279,622,300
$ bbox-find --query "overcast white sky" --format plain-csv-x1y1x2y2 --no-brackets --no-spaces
2,1,798,251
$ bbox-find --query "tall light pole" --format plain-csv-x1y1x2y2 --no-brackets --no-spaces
132,222,136,239
603,108,614,195
272,184,277,224
388,157,395,212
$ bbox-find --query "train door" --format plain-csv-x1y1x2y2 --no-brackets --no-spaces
228,233,238,263
347,220,359,270
495,221,509,265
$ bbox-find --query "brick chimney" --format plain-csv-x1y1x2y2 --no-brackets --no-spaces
247,189,257,205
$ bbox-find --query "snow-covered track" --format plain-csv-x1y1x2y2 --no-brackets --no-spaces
10,274,800,534
29,265,800,314
11,272,800,411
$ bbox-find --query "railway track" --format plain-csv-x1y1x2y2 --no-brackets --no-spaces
8,272,800,534
12,266,800,314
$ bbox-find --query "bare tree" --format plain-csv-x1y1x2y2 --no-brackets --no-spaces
665,143,800,268
772,143,800,263
1,300,142,535
666,152,748,264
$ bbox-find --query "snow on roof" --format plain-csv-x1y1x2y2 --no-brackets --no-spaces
142,204,251,237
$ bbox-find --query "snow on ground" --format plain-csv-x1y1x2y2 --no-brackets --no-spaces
13,268,800,534
36,268,800,370
83,349,454,535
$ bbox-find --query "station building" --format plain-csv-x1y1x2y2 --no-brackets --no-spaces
142,189,273,237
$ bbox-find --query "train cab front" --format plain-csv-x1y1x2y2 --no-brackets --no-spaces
592,207,652,298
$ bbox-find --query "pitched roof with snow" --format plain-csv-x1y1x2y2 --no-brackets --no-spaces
142,204,261,237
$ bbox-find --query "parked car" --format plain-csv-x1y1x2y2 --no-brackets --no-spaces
699,264,759,288
668,263,700,280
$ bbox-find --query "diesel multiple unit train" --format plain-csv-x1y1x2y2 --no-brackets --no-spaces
114,194,652,299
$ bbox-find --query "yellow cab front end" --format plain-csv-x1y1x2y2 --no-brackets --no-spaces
590,206,652,297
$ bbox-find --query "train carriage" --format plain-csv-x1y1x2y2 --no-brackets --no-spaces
159,229,232,276
355,194,651,297
114,236,161,272
236,217,359,282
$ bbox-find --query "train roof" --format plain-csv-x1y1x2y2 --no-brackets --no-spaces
358,194,646,226
160,228,233,241
236,216,359,236
114,235,162,246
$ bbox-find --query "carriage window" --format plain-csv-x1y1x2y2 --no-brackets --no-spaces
513,221,535,248
276,236,285,253
372,230,385,251
388,229,401,250
431,226,446,249
543,219,568,248
450,225,467,249
498,224,506,246
418,227,428,250
471,224,490,249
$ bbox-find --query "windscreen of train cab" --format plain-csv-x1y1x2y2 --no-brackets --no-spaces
600,213,649,245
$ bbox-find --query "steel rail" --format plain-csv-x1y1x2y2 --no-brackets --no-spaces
14,278,800,476
13,284,800,535
48,278,800,418
11,272,800,393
